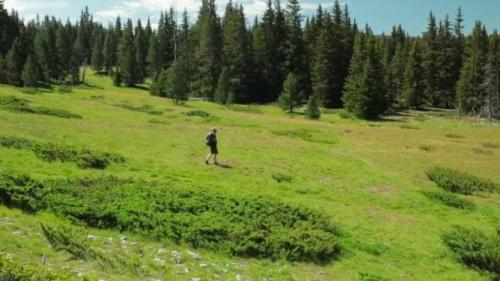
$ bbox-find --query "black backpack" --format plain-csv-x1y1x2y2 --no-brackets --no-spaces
206,133,215,146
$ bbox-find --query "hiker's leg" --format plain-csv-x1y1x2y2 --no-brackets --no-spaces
213,154,217,163
206,153,213,162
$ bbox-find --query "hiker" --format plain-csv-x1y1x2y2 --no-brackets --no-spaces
205,128,219,165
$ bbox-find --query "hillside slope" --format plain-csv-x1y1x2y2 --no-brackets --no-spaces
0,73,499,281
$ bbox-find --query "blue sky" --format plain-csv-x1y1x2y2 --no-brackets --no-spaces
4,0,500,35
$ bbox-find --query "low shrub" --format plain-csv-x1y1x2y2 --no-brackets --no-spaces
0,253,83,281
0,172,45,212
338,110,354,120
422,191,475,210
33,143,124,169
446,133,464,139
272,129,338,145
0,136,34,149
227,105,262,114
115,103,163,115
359,272,389,281
443,226,500,280
57,85,73,93
184,110,210,118
426,167,499,195
0,136,125,170
482,143,500,149
400,124,419,130
0,95,81,119
418,145,433,152
272,173,292,183
35,177,341,263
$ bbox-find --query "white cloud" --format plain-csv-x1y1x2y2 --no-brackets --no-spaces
4,0,68,12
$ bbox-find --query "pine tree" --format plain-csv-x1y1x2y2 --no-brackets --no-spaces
482,38,499,121
113,67,122,86
91,30,104,73
221,3,254,104
193,0,222,99
56,22,73,80
134,19,147,83
402,40,426,109
21,55,42,87
386,43,406,109
305,94,321,119
273,0,288,101
163,58,190,104
69,30,85,84
279,72,301,113
118,19,137,87
285,0,310,99
215,67,230,104
343,30,386,119
147,33,161,81
4,37,24,86
435,16,456,108
0,53,5,83
103,28,115,74
423,11,439,105
312,14,336,107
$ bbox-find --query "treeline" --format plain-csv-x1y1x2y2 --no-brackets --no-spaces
0,0,499,119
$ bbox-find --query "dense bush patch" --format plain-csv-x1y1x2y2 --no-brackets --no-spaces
0,253,83,281
426,167,499,195
272,173,292,183
32,143,125,169
0,172,45,212
482,142,500,149
272,129,338,144
0,136,34,149
422,191,475,210
115,103,163,115
0,136,124,169
0,95,81,119
0,174,342,264
443,226,500,280
184,110,210,118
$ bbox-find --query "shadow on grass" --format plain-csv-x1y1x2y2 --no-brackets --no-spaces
215,163,233,169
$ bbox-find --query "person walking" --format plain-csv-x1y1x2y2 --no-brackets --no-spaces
205,128,219,165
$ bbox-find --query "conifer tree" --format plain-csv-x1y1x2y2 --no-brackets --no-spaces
402,40,426,109
273,0,288,100
343,30,386,119
56,22,73,80
193,0,222,99
305,94,321,119
279,72,301,113
22,55,42,87
70,30,85,84
285,0,310,98
215,67,230,104
91,30,104,73
113,67,122,86
147,33,162,81
4,37,24,86
482,34,499,121
103,27,115,74
386,43,406,109
312,14,336,107
163,58,190,104
423,12,439,105
221,3,254,104
0,53,5,83
134,19,148,83
118,19,137,87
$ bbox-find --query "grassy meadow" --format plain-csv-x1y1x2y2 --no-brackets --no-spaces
0,72,499,281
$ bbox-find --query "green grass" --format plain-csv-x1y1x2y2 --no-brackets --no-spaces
1,72,500,280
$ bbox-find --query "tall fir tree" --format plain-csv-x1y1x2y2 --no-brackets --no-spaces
56,21,73,80
193,0,222,99
305,94,321,119
402,40,426,109
312,14,336,107
21,54,42,87
279,72,302,113
220,2,254,104
147,33,162,81
285,0,310,99
4,37,25,86
103,27,116,74
343,30,386,119
386,43,406,109
118,19,137,87
91,29,104,72
134,19,148,83
423,11,439,106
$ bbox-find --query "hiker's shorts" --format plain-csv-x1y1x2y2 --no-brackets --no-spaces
210,144,218,155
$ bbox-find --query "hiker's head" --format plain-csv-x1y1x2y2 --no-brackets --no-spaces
212,128,218,134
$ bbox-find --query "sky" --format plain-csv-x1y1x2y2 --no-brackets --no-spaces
4,0,500,35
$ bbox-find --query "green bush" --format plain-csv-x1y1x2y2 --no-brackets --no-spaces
272,173,292,183
0,136,34,149
426,167,499,195
31,142,124,169
115,103,163,115
0,253,83,281
0,172,45,212
57,85,73,93
422,191,475,210
0,95,81,119
184,110,210,118
443,226,500,280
